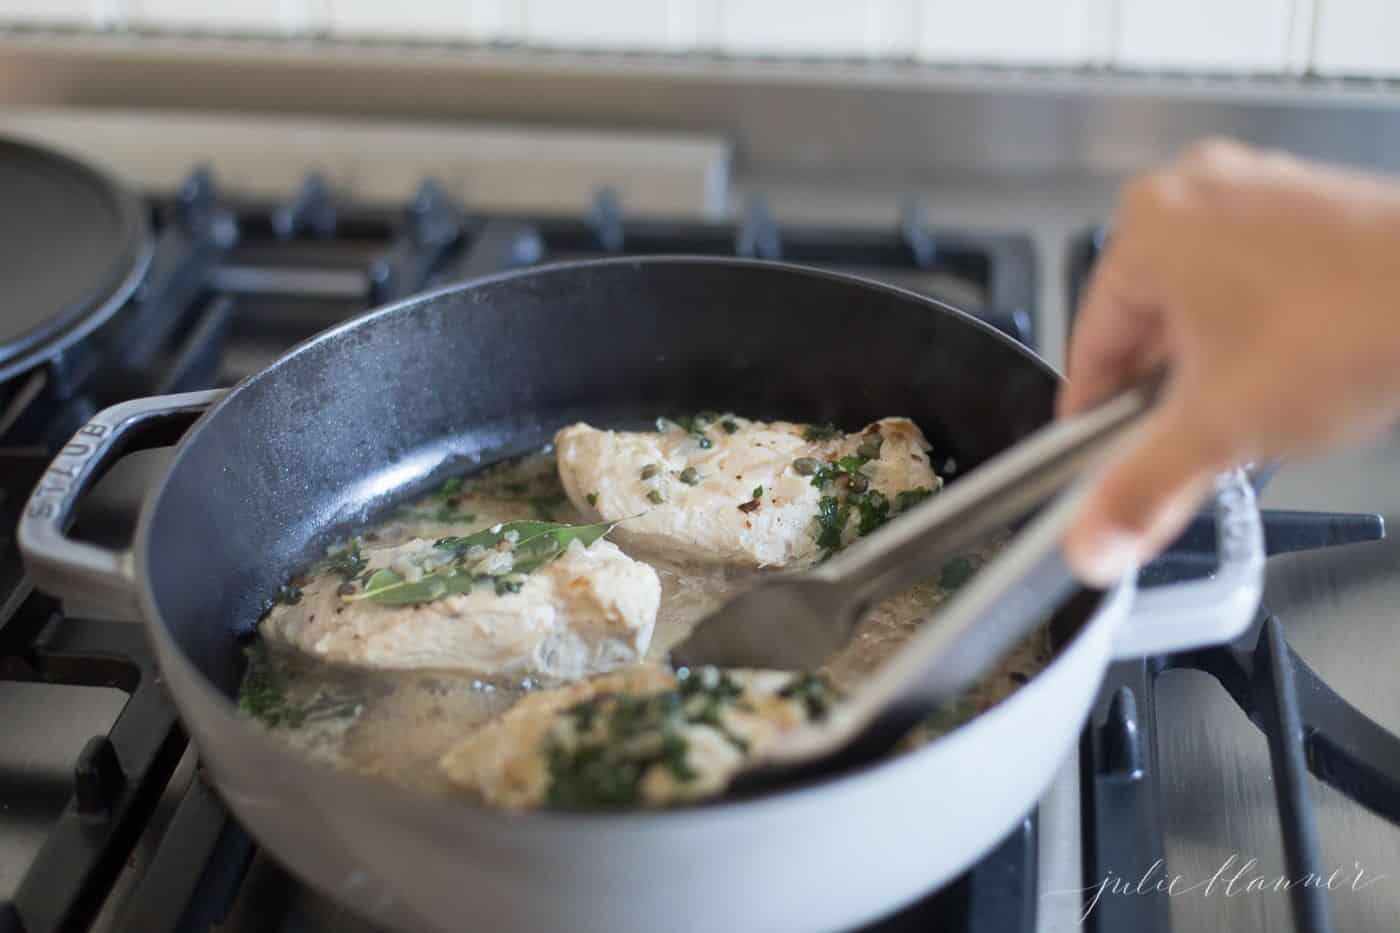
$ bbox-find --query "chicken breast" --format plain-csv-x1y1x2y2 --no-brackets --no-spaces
260,533,661,679
554,415,943,567
440,666,836,809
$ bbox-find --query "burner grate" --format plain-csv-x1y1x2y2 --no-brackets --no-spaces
0,601,187,933
1084,503,1392,933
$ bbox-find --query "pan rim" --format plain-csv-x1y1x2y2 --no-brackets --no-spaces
132,254,1100,824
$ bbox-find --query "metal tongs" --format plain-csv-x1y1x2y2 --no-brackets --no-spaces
668,384,1156,791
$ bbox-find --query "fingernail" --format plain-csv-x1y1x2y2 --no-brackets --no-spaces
1069,529,1143,588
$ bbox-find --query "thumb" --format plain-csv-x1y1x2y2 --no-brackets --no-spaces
1063,394,1224,586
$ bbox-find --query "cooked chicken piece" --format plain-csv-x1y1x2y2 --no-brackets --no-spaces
554,415,942,566
440,666,836,810
260,535,661,679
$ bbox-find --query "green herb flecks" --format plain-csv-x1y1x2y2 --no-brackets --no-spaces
438,477,464,497
896,487,936,512
851,489,890,536
586,492,599,508
661,413,716,450
347,519,622,606
752,485,763,499
273,583,303,606
778,672,841,721
815,496,850,553
543,667,749,810
324,543,367,580
238,645,362,729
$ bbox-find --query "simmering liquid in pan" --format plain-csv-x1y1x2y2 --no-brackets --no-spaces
240,434,1052,806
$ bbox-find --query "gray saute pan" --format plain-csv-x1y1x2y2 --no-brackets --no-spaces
20,258,1263,932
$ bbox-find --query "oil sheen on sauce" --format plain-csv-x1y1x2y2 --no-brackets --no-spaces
239,450,1051,800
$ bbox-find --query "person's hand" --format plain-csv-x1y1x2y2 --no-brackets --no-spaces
1060,139,1400,584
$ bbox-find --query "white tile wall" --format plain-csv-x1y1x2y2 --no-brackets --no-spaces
329,0,514,41
1115,0,1295,71
0,0,94,23
12,0,1400,80
129,0,309,33
523,0,691,51
916,0,1101,65
719,0,914,58
1313,0,1400,76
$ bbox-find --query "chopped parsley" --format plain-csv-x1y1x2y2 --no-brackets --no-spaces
815,495,850,553
896,487,936,511
439,476,464,497
778,672,840,721
662,414,716,450
544,667,750,810
851,489,890,536
324,543,366,580
585,492,599,507
752,485,763,499
238,645,361,730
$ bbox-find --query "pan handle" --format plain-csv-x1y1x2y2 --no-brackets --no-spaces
1112,468,1265,658
18,389,227,621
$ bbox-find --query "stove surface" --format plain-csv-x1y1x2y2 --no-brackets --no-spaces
1154,440,1400,933
7,158,1400,933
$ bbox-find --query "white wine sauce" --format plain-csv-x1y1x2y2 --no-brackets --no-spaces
239,450,1052,800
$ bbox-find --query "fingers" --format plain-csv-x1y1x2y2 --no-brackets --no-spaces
1057,238,1166,418
1063,390,1224,586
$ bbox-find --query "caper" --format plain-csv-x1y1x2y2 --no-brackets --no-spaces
679,466,700,485
640,464,660,480
647,490,665,505
857,437,883,460
848,473,869,493
793,457,821,475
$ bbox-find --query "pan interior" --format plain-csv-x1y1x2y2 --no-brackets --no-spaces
138,258,1095,700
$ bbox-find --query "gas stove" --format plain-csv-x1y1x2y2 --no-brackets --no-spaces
1,140,1396,933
